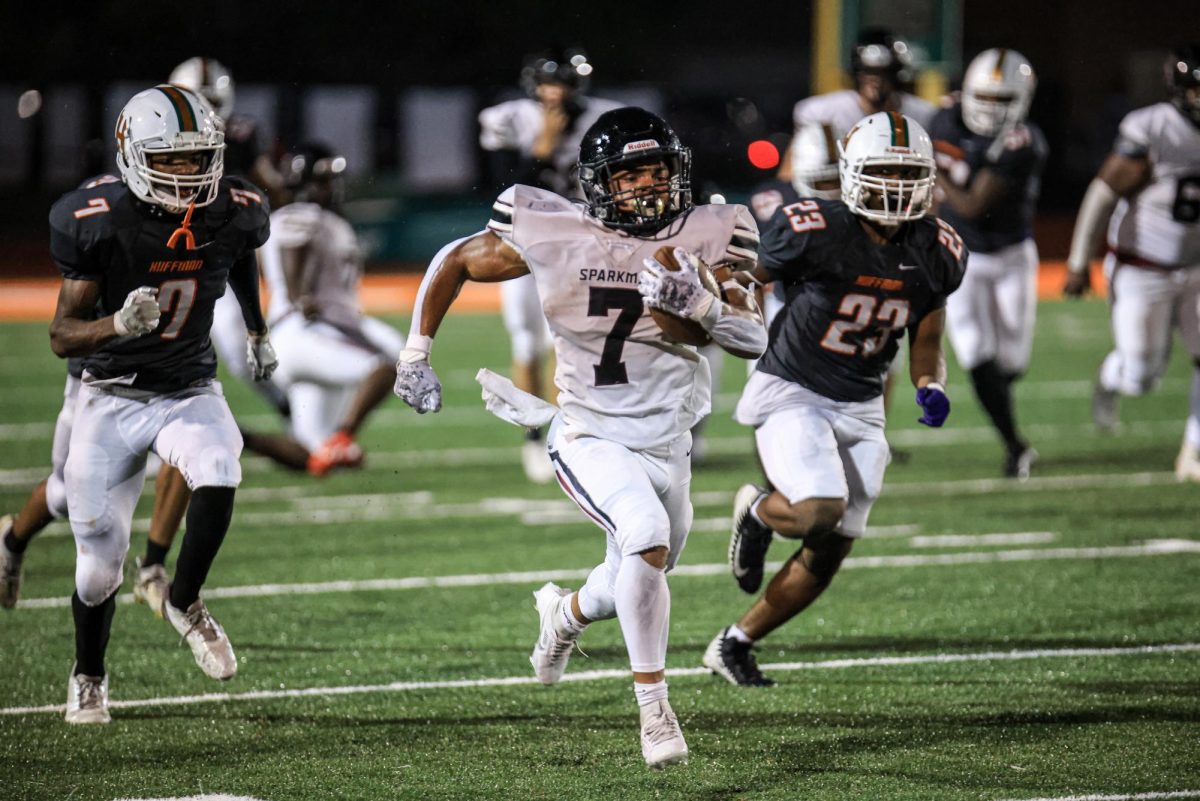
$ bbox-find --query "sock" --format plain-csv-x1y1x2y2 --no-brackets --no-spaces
558,594,588,635
4,531,28,555
169,486,236,611
614,555,670,674
969,360,1023,452
525,427,544,443
634,680,669,708
1187,370,1200,449
72,590,117,678
729,624,754,644
142,539,171,568
749,495,768,527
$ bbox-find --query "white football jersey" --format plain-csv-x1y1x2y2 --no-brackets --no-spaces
1107,102,1200,268
488,185,759,449
261,203,364,328
478,96,624,197
793,89,937,134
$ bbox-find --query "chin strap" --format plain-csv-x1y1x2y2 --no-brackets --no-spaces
166,203,197,250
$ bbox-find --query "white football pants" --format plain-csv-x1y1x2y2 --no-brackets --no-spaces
946,237,1039,374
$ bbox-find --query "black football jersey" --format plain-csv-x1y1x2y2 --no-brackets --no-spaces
748,178,801,227
929,104,1047,254
49,176,270,392
223,114,262,179
757,199,968,402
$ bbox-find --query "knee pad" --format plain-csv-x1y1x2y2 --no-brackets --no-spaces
74,548,124,605
617,514,671,559
183,444,243,489
797,531,854,586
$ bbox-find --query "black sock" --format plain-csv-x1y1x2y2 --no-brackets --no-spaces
142,539,171,568
169,486,236,611
525,427,544,443
969,361,1023,453
72,590,117,678
4,531,28,555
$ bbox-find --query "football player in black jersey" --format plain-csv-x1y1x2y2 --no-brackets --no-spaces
931,48,1046,479
704,112,967,687
48,85,275,723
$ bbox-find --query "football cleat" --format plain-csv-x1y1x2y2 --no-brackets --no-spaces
307,430,365,477
132,557,170,618
1175,441,1200,483
65,668,110,724
702,626,775,687
729,484,772,594
639,699,688,767
166,598,237,680
521,438,555,485
0,515,23,610
530,582,581,685
1092,381,1119,433
1004,445,1039,482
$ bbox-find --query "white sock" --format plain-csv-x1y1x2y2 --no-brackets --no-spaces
1187,371,1200,449
558,593,588,636
634,679,669,708
728,624,754,644
748,495,768,527
614,554,670,674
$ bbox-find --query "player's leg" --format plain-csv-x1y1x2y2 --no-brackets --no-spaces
503,275,555,484
130,465,190,618
314,316,405,461
1095,263,1174,429
991,239,1040,477
1173,270,1200,481
211,287,291,417
690,343,724,465
153,386,244,680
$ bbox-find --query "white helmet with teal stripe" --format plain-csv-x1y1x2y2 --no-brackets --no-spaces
115,84,225,212
838,111,936,225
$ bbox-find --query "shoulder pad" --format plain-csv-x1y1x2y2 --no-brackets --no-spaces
922,216,969,295
216,176,271,248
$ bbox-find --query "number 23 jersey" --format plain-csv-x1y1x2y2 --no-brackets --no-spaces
757,199,967,402
488,184,759,450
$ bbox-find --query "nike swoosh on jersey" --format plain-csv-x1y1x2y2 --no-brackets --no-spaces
899,263,919,270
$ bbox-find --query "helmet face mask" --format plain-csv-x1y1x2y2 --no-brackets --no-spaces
578,108,693,235
520,49,593,99
115,85,225,213
1167,45,1200,128
791,122,842,200
961,48,1037,137
838,112,936,225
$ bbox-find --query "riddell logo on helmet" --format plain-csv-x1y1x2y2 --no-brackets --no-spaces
622,140,659,153
884,146,914,154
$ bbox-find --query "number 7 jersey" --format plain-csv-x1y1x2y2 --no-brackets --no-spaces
757,198,967,402
487,184,759,449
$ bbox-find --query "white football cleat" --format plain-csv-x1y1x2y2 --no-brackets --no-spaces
530,582,581,685
0,515,24,610
166,598,237,680
132,557,169,618
522,438,555,485
1175,441,1200,483
640,699,688,767
65,668,110,725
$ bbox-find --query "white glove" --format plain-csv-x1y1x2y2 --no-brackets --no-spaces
246,332,278,381
638,247,717,322
113,286,161,336
395,349,442,413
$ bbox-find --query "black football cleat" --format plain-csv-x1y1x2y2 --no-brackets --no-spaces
729,484,772,594
702,627,775,687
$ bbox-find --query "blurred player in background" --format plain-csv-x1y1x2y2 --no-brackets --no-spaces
479,49,623,482
705,113,965,687
931,48,1046,479
396,107,766,766
1064,45,1200,482
241,143,404,475
49,85,275,722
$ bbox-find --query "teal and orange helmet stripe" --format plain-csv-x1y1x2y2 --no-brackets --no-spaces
886,111,909,147
155,84,198,132
992,48,1009,81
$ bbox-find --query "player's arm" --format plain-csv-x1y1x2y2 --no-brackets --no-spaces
1064,152,1152,297
394,231,529,413
935,167,1010,219
909,307,951,428
228,251,278,381
280,243,320,318
49,278,155,357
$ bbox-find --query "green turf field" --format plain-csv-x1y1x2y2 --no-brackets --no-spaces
1,300,1198,801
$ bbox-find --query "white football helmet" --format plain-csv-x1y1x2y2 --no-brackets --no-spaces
791,122,841,200
961,48,1036,137
838,111,935,225
115,85,225,212
169,57,236,120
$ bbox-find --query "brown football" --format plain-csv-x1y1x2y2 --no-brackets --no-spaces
648,246,721,346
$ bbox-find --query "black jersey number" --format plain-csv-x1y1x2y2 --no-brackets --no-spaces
588,286,643,386
158,278,198,340
820,293,911,357
1172,176,1200,224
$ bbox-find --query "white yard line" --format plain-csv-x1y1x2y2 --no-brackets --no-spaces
909,532,1057,548
2,642,1196,717
996,792,1200,801
14,539,1200,610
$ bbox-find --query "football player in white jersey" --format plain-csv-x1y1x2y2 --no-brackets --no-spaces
395,107,767,767
479,49,624,483
242,143,405,476
1065,46,1200,481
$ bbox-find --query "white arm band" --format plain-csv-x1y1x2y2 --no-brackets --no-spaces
1066,179,1119,274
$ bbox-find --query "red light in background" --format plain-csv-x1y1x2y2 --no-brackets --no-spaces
747,140,780,170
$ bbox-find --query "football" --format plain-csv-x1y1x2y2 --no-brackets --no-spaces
647,246,723,346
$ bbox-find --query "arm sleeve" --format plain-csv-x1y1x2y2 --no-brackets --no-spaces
721,205,760,263
227,252,267,334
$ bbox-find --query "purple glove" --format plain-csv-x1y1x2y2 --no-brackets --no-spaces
916,384,950,428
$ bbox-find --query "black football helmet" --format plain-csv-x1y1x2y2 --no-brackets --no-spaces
1167,45,1200,128
281,142,346,208
520,48,594,97
850,27,915,84
578,107,692,235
